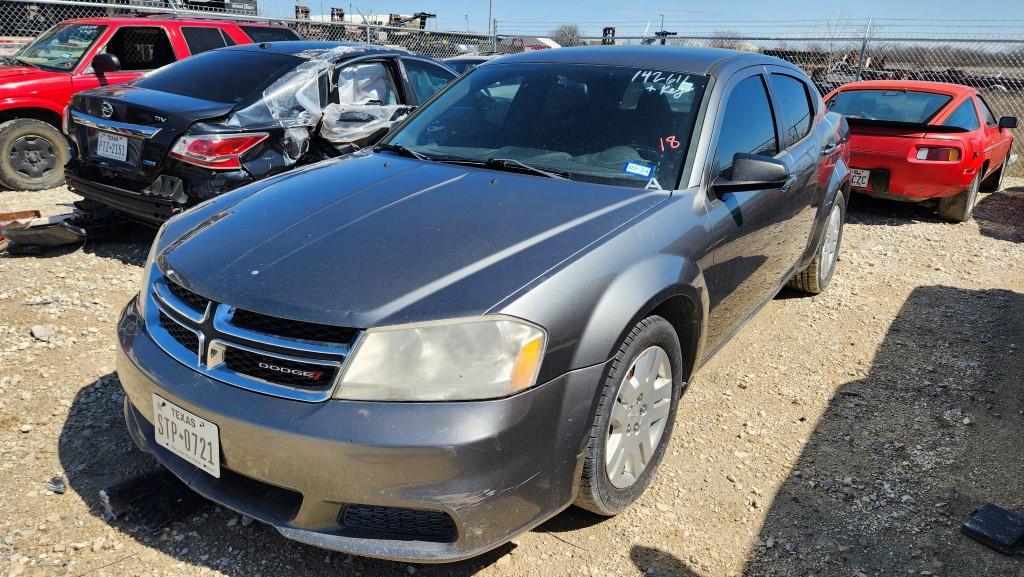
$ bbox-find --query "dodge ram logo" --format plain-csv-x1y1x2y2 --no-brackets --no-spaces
100,101,114,119
257,361,324,380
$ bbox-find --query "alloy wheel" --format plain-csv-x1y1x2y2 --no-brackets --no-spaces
605,345,673,489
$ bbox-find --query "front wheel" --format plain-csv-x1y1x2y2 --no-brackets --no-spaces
0,118,68,191
789,191,846,295
575,315,683,516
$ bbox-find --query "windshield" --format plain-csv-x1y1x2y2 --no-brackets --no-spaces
445,58,485,74
386,63,709,189
12,23,106,71
827,89,953,123
131,49,302,104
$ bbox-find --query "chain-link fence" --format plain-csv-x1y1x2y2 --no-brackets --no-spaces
3,0,1024,172
573,32,1024,175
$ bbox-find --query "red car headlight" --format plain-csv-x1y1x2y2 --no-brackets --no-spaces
915,147,961,162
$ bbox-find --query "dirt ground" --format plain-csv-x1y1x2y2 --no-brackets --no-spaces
1,182,1022,577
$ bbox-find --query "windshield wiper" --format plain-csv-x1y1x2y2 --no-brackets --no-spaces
483,158,569,179
375,142,429,161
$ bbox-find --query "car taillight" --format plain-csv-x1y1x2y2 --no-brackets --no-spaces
169,133,269,170
915,147,961,162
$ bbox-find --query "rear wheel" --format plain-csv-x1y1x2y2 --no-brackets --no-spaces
937,172,980,223
789,191,846,295
575,315,683,516
0,119,67,191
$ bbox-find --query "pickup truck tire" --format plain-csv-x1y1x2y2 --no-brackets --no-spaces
575,315,683,516
789,191,846,295
937,172,980,223
0,119,68,191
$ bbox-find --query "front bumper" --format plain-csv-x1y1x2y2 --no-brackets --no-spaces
116,300,604,562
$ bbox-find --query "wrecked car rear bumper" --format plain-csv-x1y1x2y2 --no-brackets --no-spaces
115,299,603,562
66,171,178,226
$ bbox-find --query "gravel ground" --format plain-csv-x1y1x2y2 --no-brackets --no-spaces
1,182,1022,577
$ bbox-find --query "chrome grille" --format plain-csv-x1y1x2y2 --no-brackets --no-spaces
145,267,358,402
230,308,358,345
222,346,337,389
158,311,200,356
166,281,210,314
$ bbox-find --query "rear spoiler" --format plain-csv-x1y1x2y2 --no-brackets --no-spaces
845,117,969,133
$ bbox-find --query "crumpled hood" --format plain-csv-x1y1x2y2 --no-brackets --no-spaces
161,154,666,328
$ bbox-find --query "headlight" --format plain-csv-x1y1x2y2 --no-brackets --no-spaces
335,316,546,401
135,224,167,319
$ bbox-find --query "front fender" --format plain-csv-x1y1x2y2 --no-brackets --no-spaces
572,254,707,380
0,96,66,117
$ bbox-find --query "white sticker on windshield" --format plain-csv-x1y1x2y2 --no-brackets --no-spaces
624,161,654,178
630,70,695,99
645,177,664,191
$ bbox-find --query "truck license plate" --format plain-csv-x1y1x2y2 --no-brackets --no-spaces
851,168,870,188
96,131,128,162
152,394,220,478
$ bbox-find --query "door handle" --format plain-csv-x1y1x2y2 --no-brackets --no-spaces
820,143,837,156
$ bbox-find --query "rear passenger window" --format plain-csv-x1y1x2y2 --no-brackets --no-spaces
102,26,176,71
716,75,778,178
770,74,814,148
334,62,400,105
182,27,233,55
942,99,981,131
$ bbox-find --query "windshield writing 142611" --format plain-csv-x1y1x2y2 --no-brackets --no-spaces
630,71,695,99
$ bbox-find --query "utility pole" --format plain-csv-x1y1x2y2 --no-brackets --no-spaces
856,17,872,81
488,0,493,36
659,13,664,32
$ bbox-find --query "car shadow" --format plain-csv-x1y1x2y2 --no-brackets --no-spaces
57,373,536,576
742,285,1024,576
973,187,1024,243
630,545,703,577
845,192,945,226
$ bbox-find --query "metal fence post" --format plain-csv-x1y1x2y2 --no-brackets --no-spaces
491,19,498,52
856,18,872,80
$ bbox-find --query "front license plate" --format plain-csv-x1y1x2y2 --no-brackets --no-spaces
95,131,128,162
851,168,871,188
152,394,220,478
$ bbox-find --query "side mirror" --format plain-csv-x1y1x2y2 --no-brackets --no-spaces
92,53,121,74
712,153,790,194
998,116,1018,129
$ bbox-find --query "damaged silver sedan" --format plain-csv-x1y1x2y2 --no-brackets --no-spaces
64,41,456,225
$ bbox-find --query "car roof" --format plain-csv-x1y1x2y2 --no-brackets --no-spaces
485,46,795,76
221,40,408,58
62,16,289,28
833,80,977,97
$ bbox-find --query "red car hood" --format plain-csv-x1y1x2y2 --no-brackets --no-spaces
0,63,60,81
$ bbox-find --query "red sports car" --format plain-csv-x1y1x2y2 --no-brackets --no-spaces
825,80,1017,221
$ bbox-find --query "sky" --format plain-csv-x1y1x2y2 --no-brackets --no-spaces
314,0,1024,37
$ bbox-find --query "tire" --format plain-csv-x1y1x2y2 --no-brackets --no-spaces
789,191,846,295
0,118,68,191
575,315,683,516
979,161,1004,193
937,171,980,223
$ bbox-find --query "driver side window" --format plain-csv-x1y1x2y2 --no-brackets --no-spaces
715,75,778,179
101,27,176,71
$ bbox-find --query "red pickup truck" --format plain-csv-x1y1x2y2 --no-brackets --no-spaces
0,15,299,191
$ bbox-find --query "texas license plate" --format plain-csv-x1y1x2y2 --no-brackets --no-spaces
152,394,220,478
851,168,870,188
95,131,128,162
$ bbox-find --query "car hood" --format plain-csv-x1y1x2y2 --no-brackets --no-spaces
160,154,667,328
0,63,63,85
